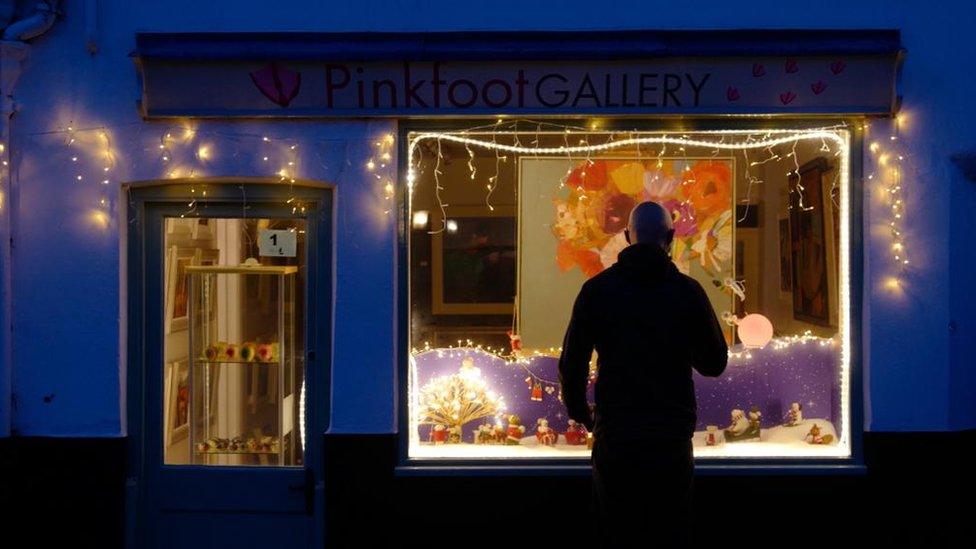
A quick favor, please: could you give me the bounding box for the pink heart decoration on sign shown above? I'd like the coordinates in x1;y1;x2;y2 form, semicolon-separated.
780;91;797;105
752;63;766;77
830;60;846;75
726;86;741;101
785;59;799;73
250;62;302;108
811;81;828;95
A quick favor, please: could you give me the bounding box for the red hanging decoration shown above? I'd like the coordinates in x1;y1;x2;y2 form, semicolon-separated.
508;331;522;352
531;382;543;402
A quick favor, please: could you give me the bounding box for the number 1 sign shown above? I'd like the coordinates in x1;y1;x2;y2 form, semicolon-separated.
258;228;297;257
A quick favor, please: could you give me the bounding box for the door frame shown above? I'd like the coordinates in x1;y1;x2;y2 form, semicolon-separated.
123;179;334;547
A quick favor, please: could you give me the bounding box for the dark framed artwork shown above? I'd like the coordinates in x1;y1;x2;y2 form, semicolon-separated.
779;218;793;293
788;157;832;326
431;205;517;315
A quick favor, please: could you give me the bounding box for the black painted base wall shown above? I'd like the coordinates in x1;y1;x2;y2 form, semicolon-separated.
2;432;971;548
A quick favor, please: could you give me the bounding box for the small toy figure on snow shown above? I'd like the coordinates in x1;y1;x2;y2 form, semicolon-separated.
805;424;834;445
448;425;462;444
475;424;494;445
723;408;761;442
430;424;448;444
748;406;762;430
564;419;589;445
505;415;526;445
491;422;507;444
784;402;803;427
705;425;721;446
535;418;558;446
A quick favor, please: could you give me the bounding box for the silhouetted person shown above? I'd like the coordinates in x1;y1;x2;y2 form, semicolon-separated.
558;201;728;548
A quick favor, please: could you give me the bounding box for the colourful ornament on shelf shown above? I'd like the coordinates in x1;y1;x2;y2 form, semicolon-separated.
256;342;279;362
224;344;238;361
240;342;257;362
737;313;774;348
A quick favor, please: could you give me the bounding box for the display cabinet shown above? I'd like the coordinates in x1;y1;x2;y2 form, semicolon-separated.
186;264;300;467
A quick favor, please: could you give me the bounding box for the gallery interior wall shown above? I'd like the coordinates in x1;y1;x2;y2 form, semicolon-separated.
2;0;973;437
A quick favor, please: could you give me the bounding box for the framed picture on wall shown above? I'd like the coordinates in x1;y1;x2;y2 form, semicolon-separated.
431;205;517;315
779;218;792;293
788;157;832;326
165;246;196;334
167;359;189;443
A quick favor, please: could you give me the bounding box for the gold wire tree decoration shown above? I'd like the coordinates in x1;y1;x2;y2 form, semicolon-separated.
419;357;506;432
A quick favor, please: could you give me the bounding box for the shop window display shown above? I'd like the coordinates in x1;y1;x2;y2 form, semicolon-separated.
407;125;853;460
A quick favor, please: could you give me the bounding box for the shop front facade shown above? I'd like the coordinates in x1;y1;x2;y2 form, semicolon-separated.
1;2;974;548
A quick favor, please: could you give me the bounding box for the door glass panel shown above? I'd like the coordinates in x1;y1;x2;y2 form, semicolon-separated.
162;217;306;467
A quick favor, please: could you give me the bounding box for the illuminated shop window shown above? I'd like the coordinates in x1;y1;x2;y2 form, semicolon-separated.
407;125;853;460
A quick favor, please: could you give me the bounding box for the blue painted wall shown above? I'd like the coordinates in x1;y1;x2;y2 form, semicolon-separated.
3;0;974;436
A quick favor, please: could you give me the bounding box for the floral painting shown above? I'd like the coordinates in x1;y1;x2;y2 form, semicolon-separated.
552;158;734;285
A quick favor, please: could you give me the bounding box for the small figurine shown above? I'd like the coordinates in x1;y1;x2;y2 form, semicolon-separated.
507;331;522;353
564;419;589;445
505;415;525;445
806;424;834;445
430;424;448;444
475;424;494;444
705;425;721;446
448;425;462;444
240;342;257;362
723;408;760;442
535;418;558;446
748;406;762;429
491;422;507;444
784;402;803;427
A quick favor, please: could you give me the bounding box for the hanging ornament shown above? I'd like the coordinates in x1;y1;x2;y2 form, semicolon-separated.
544;386;556;395
507;331;522;352
531;382;543;402
730;313;775;349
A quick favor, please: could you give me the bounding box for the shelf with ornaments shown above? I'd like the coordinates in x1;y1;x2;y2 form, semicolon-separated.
186;261;300;467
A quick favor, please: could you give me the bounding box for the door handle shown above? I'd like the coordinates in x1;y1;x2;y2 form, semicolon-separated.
288;467;315;516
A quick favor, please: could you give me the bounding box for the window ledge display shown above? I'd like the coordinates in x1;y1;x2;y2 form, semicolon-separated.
409;337;849;460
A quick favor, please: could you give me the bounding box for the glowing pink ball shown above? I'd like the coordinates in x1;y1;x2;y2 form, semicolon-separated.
738;313;774;348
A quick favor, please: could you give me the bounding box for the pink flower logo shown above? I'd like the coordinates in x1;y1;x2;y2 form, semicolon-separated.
830;60;847;75
785;59;799;74
250;62;302;108
810;81;828;95
726;86;741;101
779;91;797;105
752;63;766;77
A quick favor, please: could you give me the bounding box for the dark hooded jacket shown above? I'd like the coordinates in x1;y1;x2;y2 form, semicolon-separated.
558;242;728;441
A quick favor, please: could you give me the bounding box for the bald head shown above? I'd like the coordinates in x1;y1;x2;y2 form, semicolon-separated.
626;201;674;251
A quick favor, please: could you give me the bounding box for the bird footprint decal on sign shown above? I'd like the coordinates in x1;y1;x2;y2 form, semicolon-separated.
250;62;302;108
